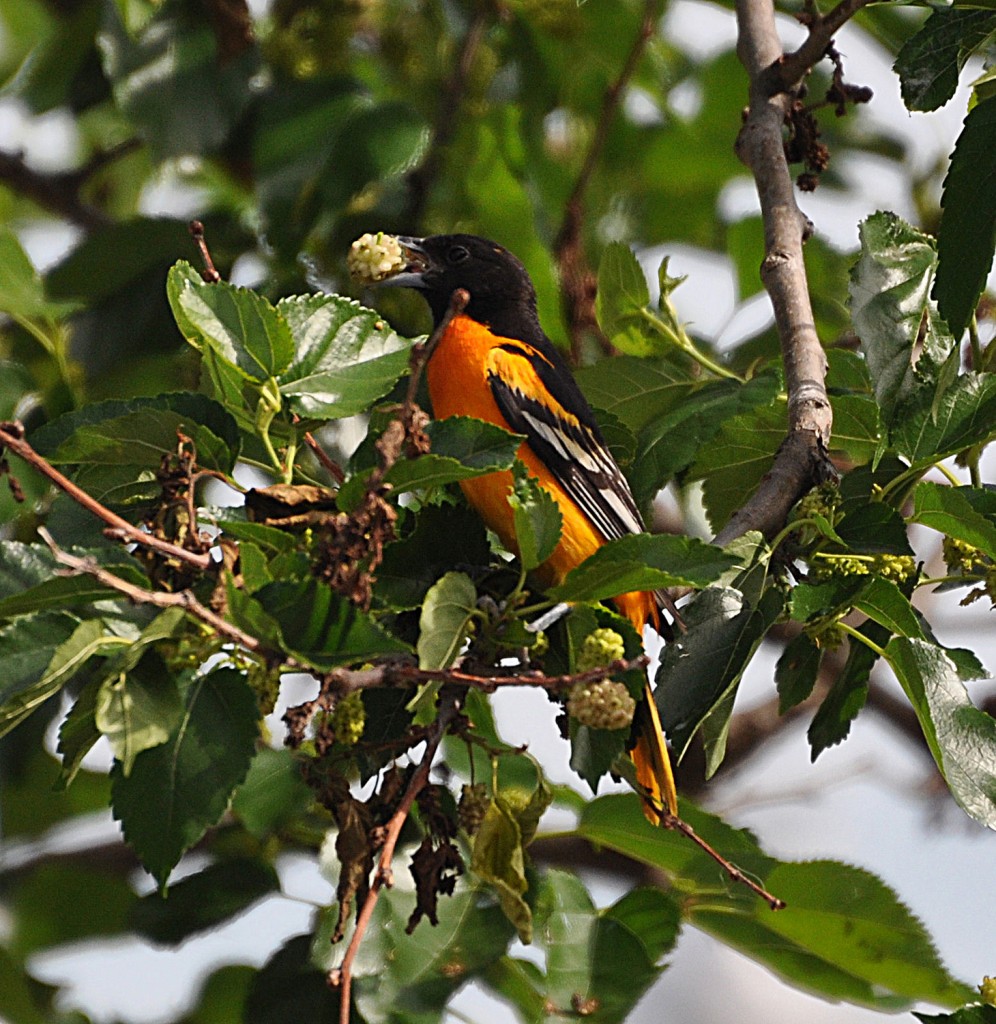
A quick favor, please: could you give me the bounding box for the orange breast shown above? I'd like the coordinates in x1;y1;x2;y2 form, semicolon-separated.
425;314;655;628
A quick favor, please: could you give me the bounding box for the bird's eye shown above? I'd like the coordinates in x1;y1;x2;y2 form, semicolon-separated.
447;245;470;265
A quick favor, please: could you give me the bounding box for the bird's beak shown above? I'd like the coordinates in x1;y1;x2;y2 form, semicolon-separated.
378;235;432;288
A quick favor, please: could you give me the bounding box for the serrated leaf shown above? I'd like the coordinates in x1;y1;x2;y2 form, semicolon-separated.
509;465;562;571
894;7;996;112
275;292;412;419
95;652;183;776
168;262;294;382
853;577;924;639
0;615;105;739
596;242;665;356
836;501;914;555
111;667;259;889
0;542;149;621
231;747;313;838
130;858;279;945
576;355;693;434
912;481;996;556
417;571;477;670
849;212;955;426
575;797;972;1010
828;393;881;463
633;374;781;507
775;632;823;713
892;372;996;466
384;416;522;493
56;678;102;790
548;533;737;604
656;586;783;764
934;94;996;337
30;392;240;504
250;578;409;669
534;870;676;1023
686;399;787;533
885;637;996;829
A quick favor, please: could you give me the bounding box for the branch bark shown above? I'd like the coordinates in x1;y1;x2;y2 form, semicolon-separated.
717;0;840;546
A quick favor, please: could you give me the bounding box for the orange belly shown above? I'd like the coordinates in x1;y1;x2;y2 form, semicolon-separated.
425;314;654;628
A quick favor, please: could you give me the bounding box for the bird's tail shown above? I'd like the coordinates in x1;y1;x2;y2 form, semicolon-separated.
632;684;678;822
613;589;679;822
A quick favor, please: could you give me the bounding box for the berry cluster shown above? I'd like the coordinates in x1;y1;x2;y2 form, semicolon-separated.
331;691;366;745
809;552;917;584
347;232;405;284
457;783;490;836
576;627;626;671
567;679;636;732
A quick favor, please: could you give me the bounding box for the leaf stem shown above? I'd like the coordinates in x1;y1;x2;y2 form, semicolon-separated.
837;621;887;659
638;308;742;381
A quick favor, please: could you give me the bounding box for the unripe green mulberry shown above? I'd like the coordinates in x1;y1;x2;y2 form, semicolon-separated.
531;630;549;657
457;783;490;835
567;680;636;731
331;691;366;745
943;536;985;575
873;554;918;584
980;976;996;1006
577;627;626;672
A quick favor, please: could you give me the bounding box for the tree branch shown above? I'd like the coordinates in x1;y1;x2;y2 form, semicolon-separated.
777;0;876;89
329;693;462;1023
0;421;213;571
0;140;141;231
718;0;839;545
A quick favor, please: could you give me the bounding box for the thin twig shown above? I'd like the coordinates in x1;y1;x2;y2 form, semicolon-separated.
777;0;875;89
189;220;222;283
555;0;663;360
301;429;346;485
329;694;462;1022
0;422;213;571
37;528;264;654
651;803;787;910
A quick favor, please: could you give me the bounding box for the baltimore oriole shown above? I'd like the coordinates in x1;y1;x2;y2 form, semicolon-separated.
366;232;677;821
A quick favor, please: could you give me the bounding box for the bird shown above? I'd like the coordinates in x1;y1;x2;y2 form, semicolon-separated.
362;232;677;821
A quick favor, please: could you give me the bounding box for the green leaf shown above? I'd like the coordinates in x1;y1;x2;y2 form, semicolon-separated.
576;355;693;434
168;262;294;383
383;416;522;493
633;374;781;507
351;888;516;1022
0;543;149;621
548;533;738;604
687;399;788;532
0;615;106;739
885;637;996;829
533;870;676;1023
231;747;313;838
10;862;136;957
835;501;914;555
0;228;77;321
417;571;477;670
655;586;784;765
849;212;955;426
892;373;996;466
853;577;924;639
575;796;972;1010
130;858;280;945
276;292;413;420
249;578;409;669
509;464;562;571
95;652;183;776
111;667;259;889
56;677;102;790
245;934;338;1024
828;393;881;464
775;632;823;714
894;8;996;112
31;392;240;504
376;504;490;610
934;94;996;337
596;242;665;356
470;795;533;942
912;482;996;556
